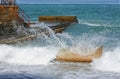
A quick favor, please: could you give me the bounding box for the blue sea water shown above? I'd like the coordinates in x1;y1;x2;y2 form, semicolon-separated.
18;4;120;47
0;4;120;79
21;5;119;37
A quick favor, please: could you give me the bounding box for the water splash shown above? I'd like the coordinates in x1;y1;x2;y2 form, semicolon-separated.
31;22;66;47
91;47;120;73
0;21;119;66
0;45;59;65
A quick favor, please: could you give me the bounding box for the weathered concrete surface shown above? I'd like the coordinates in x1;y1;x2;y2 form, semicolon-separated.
0;5;19;27
39;16;78;23
0;4;30;32
56;47;103;62
0;15;79;44
0;34;40;44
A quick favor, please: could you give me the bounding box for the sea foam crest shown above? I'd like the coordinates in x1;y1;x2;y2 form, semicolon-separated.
0;45;59;65
91;47;120;72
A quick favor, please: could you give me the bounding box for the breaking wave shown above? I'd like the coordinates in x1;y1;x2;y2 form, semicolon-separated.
78;19;113;27
91;47;120;73
0;45;59;65
0;22;119;72
0;31;108;66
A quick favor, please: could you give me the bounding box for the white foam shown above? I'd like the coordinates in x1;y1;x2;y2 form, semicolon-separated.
91;47;120;73
82;22;101;26
78;19;101;26
0;32;104;66
0;45;59;65
0;22;114;67
78;19;112;27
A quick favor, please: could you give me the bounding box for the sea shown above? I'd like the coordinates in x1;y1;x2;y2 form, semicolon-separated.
0;4;120;79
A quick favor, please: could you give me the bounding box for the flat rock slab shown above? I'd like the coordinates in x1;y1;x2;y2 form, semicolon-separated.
56;47;103;62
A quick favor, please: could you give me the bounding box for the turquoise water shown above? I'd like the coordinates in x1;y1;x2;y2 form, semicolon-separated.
20;4;120;35
19;4;120;48
0;4;120;79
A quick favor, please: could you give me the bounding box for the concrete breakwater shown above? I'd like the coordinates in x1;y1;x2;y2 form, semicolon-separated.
0;0;78;44
0;16;78;44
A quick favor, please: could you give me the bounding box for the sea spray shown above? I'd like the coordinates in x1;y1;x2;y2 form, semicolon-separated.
0;45;59;65
91;47;120;72
31;22;66;48
0;21;118;66
41;23;65;47
0;23;67;65
0;27;105;66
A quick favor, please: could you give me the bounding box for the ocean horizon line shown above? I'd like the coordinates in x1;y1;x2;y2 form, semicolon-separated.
17;3;119;5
